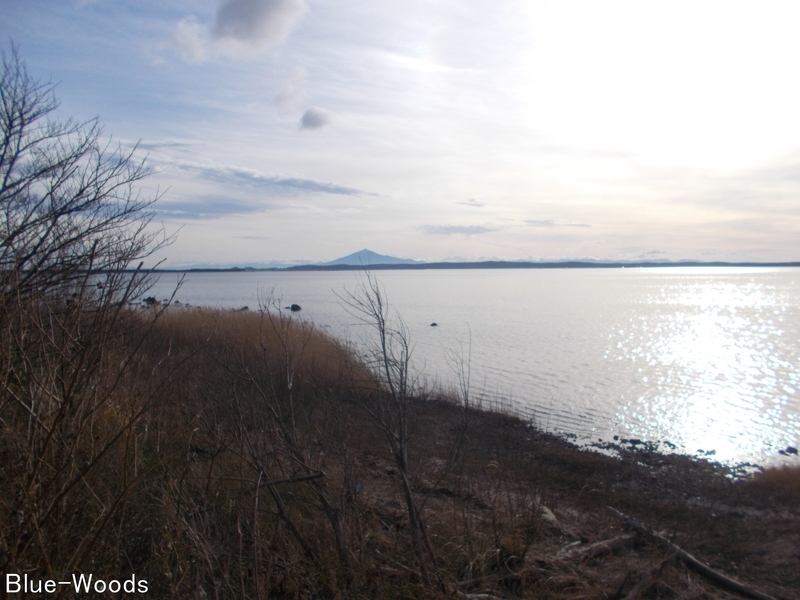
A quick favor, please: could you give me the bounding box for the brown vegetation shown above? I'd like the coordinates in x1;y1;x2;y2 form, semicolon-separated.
746;465;800;505
2;301;798;599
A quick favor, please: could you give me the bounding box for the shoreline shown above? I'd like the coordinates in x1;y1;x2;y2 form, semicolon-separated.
146;302;800;470
4;304;797;598
358;391;800;598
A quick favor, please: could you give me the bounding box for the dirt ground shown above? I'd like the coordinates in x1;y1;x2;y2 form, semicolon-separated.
355;398;800;599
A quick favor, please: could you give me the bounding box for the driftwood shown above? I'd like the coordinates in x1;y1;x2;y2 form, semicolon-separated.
622;548;680;600
608;507;776;600
455;593;506;600
555;533;637;561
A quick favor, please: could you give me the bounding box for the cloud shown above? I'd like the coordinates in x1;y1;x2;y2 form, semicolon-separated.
422;225;499;237
456;198;486;207
174;17;208;64
299;107;331;130
156;196;272;219
274;67;307;110
524;219;591;228
634;250;669;260
212;0;306;45
135;139;199;151
174;0;306;63
176;162;364;195
671;153;800;214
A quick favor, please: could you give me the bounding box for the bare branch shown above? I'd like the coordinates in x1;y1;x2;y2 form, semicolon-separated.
0;44;169;303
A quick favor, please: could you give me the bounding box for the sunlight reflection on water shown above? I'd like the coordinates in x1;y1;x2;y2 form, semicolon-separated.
609;277;798;463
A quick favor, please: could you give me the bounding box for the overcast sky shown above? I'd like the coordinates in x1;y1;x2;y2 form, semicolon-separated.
3;1;800;266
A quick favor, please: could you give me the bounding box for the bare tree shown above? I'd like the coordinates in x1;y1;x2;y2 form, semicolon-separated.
0;43;167;303
339;273;435;581
0;44;173;583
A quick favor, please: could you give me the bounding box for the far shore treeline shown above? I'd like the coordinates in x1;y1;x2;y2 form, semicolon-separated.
147;260;800;273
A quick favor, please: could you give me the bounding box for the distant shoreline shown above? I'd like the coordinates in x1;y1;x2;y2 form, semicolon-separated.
149;260;800;273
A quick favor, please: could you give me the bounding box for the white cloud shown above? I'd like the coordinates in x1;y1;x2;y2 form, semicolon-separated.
166;160;363;196
456;199;487;207
274;67;307;110
422;225;499;237
174;17;208;64
299;106;330;130
524;220;591;228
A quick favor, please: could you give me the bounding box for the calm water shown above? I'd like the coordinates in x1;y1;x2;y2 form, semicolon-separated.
148;268;800;465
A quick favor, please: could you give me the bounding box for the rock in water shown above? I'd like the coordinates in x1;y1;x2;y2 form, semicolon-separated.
290;304;301;312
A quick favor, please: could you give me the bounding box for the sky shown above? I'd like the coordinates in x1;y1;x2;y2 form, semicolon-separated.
2;1;800;267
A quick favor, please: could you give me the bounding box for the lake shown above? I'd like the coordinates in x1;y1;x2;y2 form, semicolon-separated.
147;267;800;466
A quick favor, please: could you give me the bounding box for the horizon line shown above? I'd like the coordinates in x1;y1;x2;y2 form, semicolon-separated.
146;259;800;273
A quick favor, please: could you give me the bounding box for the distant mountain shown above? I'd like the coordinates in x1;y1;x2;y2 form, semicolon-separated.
324;249;419;266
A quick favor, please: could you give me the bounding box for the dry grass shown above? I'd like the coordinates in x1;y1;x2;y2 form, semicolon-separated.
1;304;797;599
743;465;800;504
